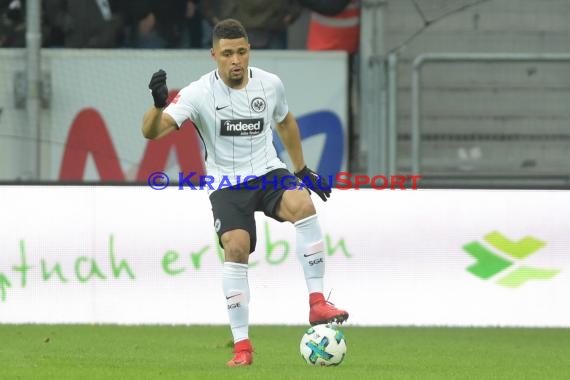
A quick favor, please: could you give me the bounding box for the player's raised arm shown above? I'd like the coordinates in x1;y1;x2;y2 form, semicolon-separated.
142;69;178;140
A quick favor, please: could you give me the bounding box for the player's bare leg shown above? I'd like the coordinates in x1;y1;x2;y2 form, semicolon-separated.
276;188;349;325
222;229;254;366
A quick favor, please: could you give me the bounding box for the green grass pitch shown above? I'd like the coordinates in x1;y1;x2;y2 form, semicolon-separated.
1;325;569;380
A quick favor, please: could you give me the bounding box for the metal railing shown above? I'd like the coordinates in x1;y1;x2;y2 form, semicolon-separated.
410;53;570;177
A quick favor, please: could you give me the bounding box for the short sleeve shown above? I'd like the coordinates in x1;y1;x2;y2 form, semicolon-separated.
273;76;289;124
163;83;201;128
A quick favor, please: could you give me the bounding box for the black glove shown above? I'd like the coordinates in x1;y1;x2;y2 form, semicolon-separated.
294;166;331;202
148;69;168;108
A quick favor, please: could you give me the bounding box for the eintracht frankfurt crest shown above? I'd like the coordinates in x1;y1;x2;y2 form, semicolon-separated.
250;97;266;113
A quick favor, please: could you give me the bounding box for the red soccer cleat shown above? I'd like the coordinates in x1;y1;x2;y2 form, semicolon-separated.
309;292;349;326
226;339;253;367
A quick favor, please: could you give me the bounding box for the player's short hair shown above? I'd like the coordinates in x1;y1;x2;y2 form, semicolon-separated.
213;19;248;44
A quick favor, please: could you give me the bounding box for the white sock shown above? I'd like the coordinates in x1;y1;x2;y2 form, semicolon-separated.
294;215;325;294
223;262;250;343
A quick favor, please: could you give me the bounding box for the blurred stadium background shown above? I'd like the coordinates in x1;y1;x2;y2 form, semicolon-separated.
1;0;570;378
2;0;570;187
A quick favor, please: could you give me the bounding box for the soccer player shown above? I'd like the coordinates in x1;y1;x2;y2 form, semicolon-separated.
142;18;349;367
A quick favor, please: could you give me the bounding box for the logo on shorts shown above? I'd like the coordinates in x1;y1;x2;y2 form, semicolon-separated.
220;119;264;136
251;97;266;113
214;218;221;232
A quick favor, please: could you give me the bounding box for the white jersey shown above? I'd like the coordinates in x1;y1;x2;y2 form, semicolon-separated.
164;66;288;190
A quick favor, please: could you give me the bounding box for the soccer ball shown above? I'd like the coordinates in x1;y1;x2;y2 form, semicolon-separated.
300;324;347;366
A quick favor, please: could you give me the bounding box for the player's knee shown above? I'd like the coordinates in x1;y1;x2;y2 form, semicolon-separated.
293;198;316;222
220;230;251;263
221;235;250;264
223;244;249;264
